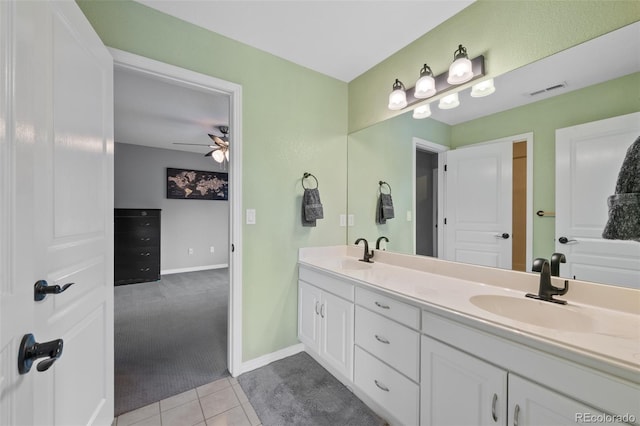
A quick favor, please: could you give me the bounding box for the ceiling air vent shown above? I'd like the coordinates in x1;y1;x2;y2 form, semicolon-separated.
529;82;567;96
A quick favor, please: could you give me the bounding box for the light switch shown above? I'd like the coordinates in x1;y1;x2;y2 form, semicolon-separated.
406;210;412;221
348;214;354;227
339;214;347;227
246;209;256;224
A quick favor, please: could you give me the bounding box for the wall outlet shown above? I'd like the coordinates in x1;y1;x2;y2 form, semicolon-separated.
210;246;215;253
188;248;194;255
246;209;256;225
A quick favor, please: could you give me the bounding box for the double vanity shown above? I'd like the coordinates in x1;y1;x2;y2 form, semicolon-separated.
297;245;639;425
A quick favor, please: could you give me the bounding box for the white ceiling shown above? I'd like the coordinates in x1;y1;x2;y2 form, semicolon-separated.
136;0;475;83
114;10;638;154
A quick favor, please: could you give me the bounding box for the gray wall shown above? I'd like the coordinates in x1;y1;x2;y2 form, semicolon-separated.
115;143;229;272
416;150;438;257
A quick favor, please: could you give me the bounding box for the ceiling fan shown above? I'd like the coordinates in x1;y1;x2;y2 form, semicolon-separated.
174;125;230;164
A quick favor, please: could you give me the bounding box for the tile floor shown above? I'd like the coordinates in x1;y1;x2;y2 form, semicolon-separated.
114;377;261;426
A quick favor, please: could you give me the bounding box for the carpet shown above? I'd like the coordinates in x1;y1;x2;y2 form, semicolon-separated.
238;352;387;426
114;269;229;415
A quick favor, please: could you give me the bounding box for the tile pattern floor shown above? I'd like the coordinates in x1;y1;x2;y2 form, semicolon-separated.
115;377;261;426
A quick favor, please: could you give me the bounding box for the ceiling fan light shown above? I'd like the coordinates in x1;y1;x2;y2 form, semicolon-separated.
388;78;407;110
412;104;432;119
414;64;436;99
438;92;460;110
212;149;225;163
470;78;496;97
447;44;473;85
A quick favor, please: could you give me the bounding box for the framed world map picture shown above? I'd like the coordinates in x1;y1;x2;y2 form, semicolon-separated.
166;168;228;200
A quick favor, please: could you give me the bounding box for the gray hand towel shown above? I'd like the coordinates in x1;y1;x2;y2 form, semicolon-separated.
376;193;395;224
302;188;324;227
603;136;640;241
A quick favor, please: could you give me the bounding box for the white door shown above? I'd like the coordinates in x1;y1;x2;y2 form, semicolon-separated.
444;142;513;269
556;112;640;288
509;375;607;425
319;291;353;380
297;281;321;352
0;1;114;425
421;336;507;426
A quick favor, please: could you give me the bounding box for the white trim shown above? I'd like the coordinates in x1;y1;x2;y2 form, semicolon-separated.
237;343;305;375
412;137;449;257
453;132;534;271
161;264;229;275
108;48;244;376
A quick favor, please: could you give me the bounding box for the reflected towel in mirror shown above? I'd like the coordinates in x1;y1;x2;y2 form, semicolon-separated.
376;193;395;224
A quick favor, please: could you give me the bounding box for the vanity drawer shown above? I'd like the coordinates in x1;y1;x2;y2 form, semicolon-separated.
354;346;419;426
299;266;354;302
355;286;420;329
355;306;420;381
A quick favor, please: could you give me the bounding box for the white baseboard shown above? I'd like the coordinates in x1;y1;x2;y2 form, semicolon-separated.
237;343;304;376
161;264;229;275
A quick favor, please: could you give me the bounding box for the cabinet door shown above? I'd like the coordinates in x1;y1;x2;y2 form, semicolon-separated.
320;290;354;380
298;281;321;352
421;336;507;426
509;375;610;425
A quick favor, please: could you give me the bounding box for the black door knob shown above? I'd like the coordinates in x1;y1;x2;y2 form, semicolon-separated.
558;236;577;244
18;334;64;374
34;280;73;301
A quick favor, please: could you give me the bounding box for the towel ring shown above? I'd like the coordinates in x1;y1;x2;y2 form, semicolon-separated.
379;181;392;195
302;172;319;189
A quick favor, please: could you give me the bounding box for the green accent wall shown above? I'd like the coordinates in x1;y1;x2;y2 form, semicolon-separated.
451;72;640;259
77;0;348;361
348;0;640;133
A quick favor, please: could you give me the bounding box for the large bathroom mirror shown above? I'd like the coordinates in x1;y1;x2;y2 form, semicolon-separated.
347;22;640;288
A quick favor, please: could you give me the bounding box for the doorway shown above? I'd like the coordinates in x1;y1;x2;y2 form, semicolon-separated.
110;48;243;414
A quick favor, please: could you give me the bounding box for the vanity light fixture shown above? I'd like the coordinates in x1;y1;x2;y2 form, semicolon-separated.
447;44;474;85
414;64;436;99
388;79;408;110
470;78;496;97
412;104;432;119
438;93;460;110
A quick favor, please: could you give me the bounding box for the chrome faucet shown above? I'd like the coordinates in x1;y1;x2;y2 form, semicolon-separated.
375;236;389;250
527;257;569;304
355;238;374;263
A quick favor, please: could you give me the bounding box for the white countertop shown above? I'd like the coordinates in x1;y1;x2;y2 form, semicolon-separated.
298;245;640;381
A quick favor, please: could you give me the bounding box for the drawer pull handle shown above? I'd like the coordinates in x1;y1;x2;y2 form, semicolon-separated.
374;301;390;309
513;404;520;426
140;268;150;272
140;237;151;241
374;334;390;344
320;303;325;318
374;380;389;392
492;393;498;422
140;252;150;256
315;301;320;315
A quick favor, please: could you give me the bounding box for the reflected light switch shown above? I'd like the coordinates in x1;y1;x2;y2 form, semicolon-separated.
348;214;354;227
246;209;256;224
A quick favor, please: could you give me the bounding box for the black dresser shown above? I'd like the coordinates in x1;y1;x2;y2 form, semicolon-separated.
114;209;161;286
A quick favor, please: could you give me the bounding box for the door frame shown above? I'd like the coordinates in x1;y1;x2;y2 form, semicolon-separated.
109;48;244;376
448;133;534;271
412;137;449;257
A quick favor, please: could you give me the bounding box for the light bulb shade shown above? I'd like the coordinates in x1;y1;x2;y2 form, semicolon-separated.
224;149;229;161
414;64;436;99
438;93;460;110
212;149;225;163
387;78;407;110
470;78;496;97
447;44;473;84
412;104;432;119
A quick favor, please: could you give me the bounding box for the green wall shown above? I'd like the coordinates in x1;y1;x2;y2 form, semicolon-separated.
349;0;639;133
77;0;348;361
452;72;640;259
347;113;449;252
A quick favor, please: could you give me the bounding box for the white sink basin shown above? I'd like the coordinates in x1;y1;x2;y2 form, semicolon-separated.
470;294;595;333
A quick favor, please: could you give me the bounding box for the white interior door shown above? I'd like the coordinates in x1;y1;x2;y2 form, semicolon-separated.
0;1;114;425
556;112;640;289
444;142;513;269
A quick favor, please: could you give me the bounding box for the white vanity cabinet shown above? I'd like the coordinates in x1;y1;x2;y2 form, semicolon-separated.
298;266;354;381
353;287;421;426
421;335;507;426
